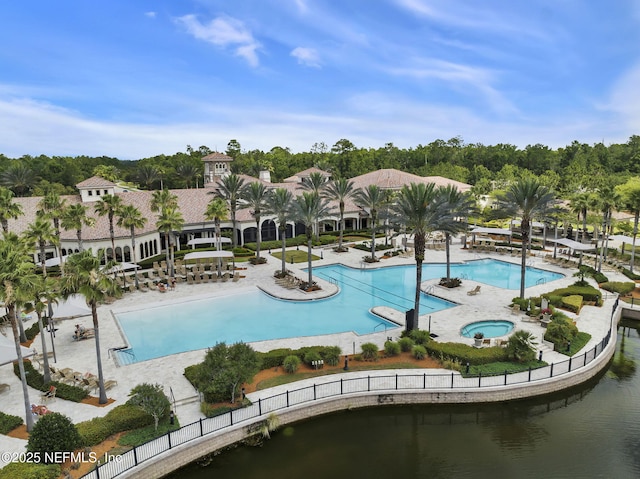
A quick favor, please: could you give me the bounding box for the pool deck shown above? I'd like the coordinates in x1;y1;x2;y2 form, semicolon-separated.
0;241;626;464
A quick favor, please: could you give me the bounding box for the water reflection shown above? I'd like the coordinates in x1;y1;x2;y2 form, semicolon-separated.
169;325;640;479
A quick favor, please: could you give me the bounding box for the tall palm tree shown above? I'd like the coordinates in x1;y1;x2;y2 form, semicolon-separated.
116;205;147;289
616;178;640;273
302;172;328;240
24;214;58;278
217;173;245;249
436;185;476;280
392;183;448;330
150;189;180;274
176;163;200;188
156;209;184;278
496;178;555;299
60;250;121;404
61;203;95;252
94;194;123;262
0;186;24;233
291;192;331;287
204;197;229;277
241;182;269;262
323;178;355;252
596;184;621;272
353;184;387;261
28;275;58;384
37;192;67;273
0;237;39;431
265;188;295;275
569;192;591;243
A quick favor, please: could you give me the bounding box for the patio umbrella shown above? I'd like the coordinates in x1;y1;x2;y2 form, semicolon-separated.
0;334;34;366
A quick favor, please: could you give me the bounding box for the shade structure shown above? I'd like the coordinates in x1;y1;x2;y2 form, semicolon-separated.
549;238;596;251
470;227;512;236
609;234;636;243
50;294;91;319
0;334;34;366
183;251;234;261
105;262;140;274
44;255;70;268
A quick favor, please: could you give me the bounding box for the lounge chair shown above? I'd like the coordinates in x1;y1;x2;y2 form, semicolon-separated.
467;285;481;296
104;379;118;390
511;304;521;315
0;383;10;394
41;385;57;402
233;273;240;282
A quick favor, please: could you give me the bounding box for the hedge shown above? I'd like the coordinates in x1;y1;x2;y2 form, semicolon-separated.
548;285;602;303
424;341;509;365
0;411;23;434
0;463;61;479
600;281;636;296
13;361;88;402
561;295;583;314
622;268;640;281
76;404;154;446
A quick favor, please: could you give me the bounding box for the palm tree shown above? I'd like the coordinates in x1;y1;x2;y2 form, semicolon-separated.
217;173;245;248
37;192;67;273
302;172;328;240
24;214;58;277
137;164;162;190
353;184;387;261
28;275;58;384
436;185;476;280
241;182;269;262
60;250;121;404
0;186;24;233
616;178;640;272
94;194;123;262
0;237;39;431
323;178;355;252
150;189;180;275
265;188;295;275
176;163;200;188
204;197;229;277
156;209;184;278
0;162;37;196
392;183;448;330
596;184;621;272
496;178;555;299
569;192;591;243
116;205;147;289
291;192;331;287
61;203;95;252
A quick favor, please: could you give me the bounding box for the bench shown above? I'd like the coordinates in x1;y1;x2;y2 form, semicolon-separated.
311;359;324;369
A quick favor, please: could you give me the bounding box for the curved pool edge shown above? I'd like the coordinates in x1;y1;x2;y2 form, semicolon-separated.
114;308;623;479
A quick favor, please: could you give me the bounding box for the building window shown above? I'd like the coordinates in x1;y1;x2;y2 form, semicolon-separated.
104;190;109;195
96;190;101;196
88;190;93;196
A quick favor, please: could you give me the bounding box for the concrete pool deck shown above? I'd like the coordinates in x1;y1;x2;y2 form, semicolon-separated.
0;241;626;464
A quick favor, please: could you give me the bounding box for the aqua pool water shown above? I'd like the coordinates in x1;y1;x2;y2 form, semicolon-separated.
115;259;562;363
460;320;515;338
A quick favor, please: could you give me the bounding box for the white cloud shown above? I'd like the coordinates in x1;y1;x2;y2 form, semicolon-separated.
291;47;321;68
144;11;156;19
607;64;640;132
175;14;262;67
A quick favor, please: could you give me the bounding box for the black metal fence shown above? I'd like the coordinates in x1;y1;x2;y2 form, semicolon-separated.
81;325;614;479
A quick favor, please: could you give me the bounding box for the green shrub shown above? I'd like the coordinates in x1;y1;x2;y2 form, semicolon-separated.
398;337;415;352
408;329;431;345
320;346;341;366
425;341;509;365
183;364;202;388
283;355;301;374
549;285;601;303
0;462;61;479
622;268;640;280
0;411;23;434
303;350;322;365
561;295;583;313
25;321;41;341
384;341;401;356
76;417;114;447
13;361;88;402
505;331;537;363
27;413;82;462
360;343;379;361
600;281;636;295
77;404;154;446
592;272;608;283
544;316;578;349
200;402;235;418
257;348;294;369
412;345;427;360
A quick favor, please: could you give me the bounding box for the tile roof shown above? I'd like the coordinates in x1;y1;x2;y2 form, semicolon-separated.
201;152;233;162
75;176;117;188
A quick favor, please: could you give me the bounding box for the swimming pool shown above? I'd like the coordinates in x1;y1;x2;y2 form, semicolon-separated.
460;320;515;338
114;259;561;363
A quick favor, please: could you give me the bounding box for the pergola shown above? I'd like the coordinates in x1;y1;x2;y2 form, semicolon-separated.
186;237;232;249
183;250;235;275
469;227;512;246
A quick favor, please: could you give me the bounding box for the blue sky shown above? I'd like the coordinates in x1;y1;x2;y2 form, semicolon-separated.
1;0;639;160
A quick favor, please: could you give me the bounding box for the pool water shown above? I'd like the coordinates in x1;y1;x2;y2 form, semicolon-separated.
115;260;561;363
461;320;515;338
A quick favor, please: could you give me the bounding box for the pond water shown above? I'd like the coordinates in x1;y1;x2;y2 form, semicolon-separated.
168;321;640;479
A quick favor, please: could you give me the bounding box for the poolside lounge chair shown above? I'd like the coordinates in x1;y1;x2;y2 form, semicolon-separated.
0;383;10;394
467;285;481;296
40;385;57;402
233;273;240;282
104;379;118;391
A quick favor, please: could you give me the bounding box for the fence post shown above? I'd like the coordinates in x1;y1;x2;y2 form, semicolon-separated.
478;372;482;388
133;446;138;466
569;357;572;371
423;373;426;389
258;398;262;416
504;370;508;385
96;463;101;479
528;366;531;382
550;363;554;377
230;410;233;426
199;418;203;436
313;384;316;400
451;372;454;388
340;378;343;394
368;376;370;392
286;390;289;407
168;431;172;449
395;374;398;390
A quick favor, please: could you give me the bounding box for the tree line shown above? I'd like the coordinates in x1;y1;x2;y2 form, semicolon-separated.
1;136;639;197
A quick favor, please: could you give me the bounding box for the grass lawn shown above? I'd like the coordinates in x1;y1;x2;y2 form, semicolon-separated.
271;250;320;263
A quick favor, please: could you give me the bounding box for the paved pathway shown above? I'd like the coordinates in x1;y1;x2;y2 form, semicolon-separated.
0;239;625;465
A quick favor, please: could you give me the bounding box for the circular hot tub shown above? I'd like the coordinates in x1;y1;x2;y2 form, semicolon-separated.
460;320;515;339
